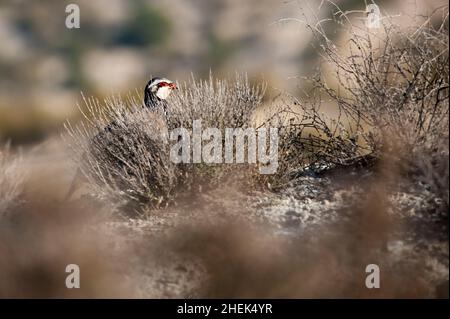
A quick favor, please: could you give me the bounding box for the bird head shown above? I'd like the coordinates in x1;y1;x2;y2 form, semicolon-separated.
145;77;177;101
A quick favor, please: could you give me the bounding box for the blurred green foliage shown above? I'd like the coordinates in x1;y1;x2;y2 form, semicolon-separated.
206;33;237;71
116;2;171;47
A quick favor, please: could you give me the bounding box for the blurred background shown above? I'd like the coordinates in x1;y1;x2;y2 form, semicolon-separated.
0;0;446;144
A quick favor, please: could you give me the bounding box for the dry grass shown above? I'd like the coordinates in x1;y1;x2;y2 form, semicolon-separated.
64;94;177;207
255;92;376;189
165;73;266;130
265;4;449;204
64;74;267;207
165;73;267;191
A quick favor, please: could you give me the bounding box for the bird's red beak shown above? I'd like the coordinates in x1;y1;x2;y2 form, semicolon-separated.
169;83;177;90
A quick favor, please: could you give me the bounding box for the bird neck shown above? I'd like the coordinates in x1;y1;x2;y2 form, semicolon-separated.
144;91;169;115
144;90;160;108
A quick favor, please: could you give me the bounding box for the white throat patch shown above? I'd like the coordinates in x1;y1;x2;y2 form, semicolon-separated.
156;86;172;100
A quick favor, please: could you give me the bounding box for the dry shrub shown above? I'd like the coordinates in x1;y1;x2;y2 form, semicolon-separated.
269;4;449;203
65;71;374;206
165;73;267;190
256;92;376;189
166;73;266;130
0;144;23;216
65;94;177;207
64;74;267;206
327;5;447;207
